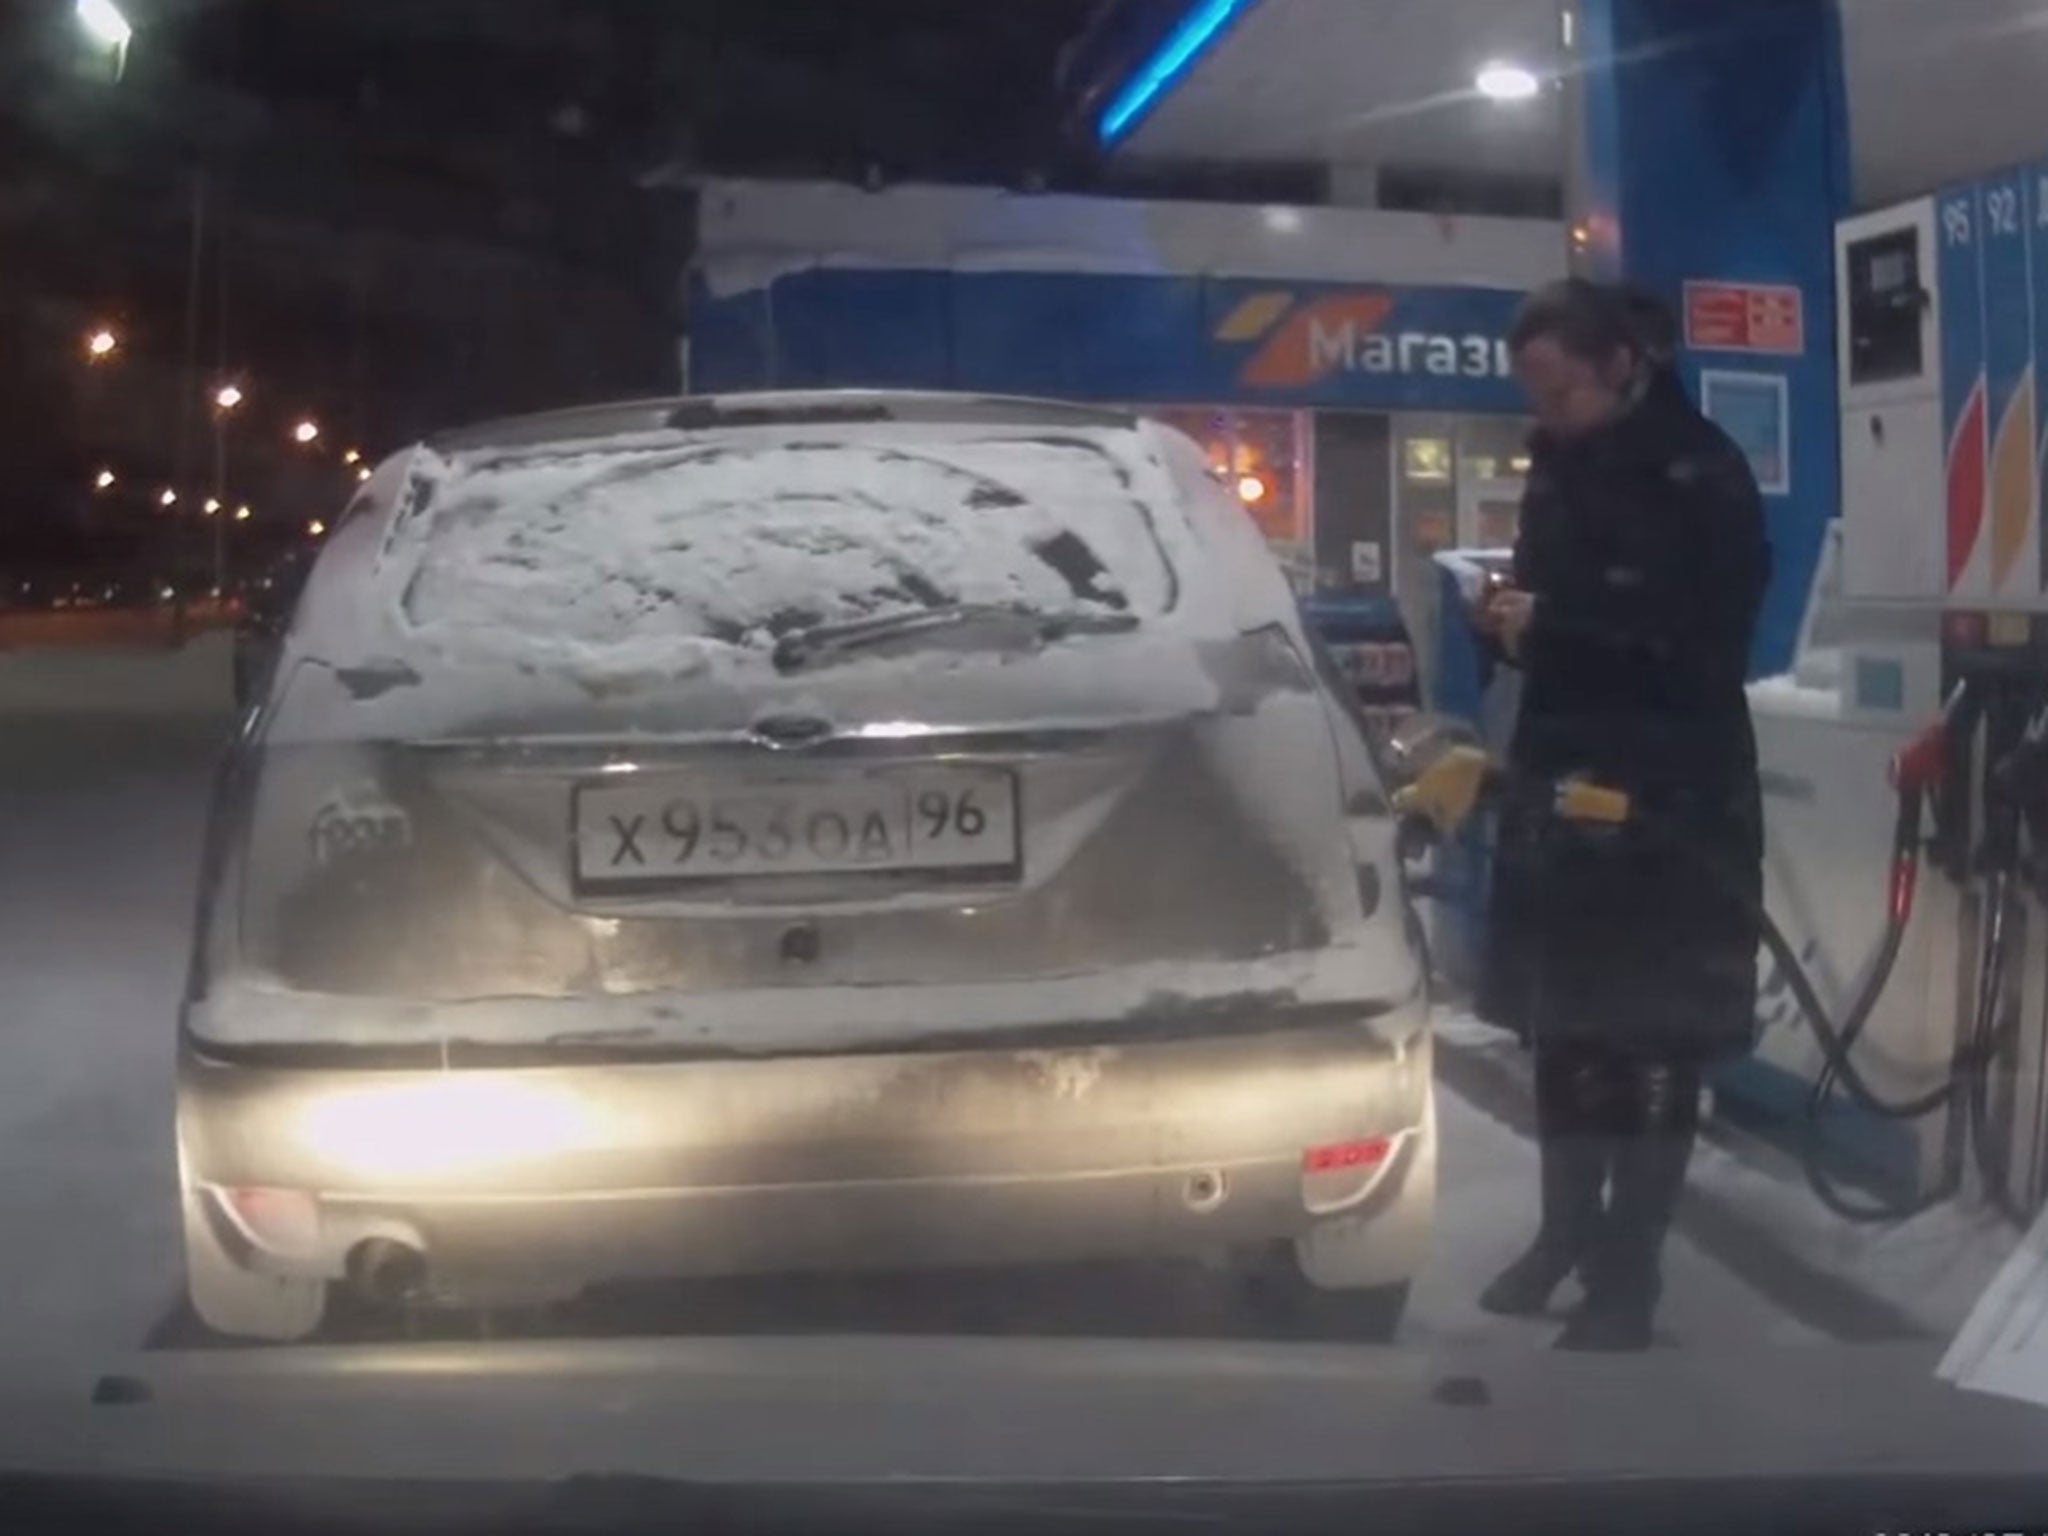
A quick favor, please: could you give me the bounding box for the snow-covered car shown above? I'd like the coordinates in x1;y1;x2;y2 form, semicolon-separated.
176;391;1434;1341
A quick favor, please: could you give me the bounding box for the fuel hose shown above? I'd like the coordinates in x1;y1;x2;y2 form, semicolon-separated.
1576;784;2026;1225
1400;747;2032;1226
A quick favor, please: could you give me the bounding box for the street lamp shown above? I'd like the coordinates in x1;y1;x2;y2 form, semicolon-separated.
158;487;177;507
75;0;131;47
233;505;251;522
292;419;320;445
307;519;327;538
356;465;372;482
207;384;245;594
342;448;362;465
75;0;132;79
203;497;221;515
85;327;119;361
93;468;115;491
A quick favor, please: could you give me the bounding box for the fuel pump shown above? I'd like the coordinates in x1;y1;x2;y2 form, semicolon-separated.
1727;163;2048;1222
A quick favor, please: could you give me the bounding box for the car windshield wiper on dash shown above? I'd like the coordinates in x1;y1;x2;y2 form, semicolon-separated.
772;603;1138;674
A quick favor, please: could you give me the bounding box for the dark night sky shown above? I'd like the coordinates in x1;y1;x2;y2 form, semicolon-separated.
0;0;1108;575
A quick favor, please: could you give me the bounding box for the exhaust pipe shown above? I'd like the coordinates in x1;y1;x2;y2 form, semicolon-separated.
346;1237;428;1304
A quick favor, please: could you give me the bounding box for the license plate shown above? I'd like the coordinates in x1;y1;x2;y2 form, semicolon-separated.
574;766;1020;888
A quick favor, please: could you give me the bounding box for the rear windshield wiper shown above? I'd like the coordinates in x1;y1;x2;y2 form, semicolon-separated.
772;603;1137;674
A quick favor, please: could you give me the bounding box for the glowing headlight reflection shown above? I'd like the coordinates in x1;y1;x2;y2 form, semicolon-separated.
294;1077;614;1182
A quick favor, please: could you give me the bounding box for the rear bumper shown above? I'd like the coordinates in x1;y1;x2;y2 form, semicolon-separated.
178;1004;1431;1303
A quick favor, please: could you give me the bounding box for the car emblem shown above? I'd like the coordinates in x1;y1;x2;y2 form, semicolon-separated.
750;712;835;749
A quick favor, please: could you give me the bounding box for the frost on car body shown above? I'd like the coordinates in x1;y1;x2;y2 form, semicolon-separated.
177;393;1431;1342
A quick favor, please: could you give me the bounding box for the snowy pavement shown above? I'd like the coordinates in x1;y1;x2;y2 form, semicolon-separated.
0;714;1931;1369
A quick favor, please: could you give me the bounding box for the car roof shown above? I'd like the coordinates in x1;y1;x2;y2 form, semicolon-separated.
426;390;1140;454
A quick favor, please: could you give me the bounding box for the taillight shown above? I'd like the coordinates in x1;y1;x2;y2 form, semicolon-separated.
1301;1133;1398;1215
210;1185;322;1261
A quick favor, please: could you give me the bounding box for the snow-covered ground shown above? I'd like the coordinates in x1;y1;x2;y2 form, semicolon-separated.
1410;1073;1823;1350
1435;1010;2021;1339
0;719;209;1369
0;707;1833;1367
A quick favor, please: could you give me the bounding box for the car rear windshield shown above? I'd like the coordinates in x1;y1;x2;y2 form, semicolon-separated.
397;428;1176;668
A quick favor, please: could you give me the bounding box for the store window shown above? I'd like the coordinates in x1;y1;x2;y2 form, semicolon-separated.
1392;412;1533;698
1152;406;1314;588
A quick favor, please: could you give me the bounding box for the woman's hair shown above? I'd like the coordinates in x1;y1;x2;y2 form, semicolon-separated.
1508;278;1647;364
1618;284;1678;368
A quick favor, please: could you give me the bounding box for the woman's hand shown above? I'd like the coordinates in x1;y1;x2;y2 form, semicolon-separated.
1489;589;1537;660
1470;573;1508;637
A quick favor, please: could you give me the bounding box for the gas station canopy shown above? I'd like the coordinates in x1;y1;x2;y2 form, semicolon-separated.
1100;0;1564;187
1088;0;2048;213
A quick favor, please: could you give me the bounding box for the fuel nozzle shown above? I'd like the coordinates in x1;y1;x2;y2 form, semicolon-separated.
1390;744;1496;841
1389;743;1633;840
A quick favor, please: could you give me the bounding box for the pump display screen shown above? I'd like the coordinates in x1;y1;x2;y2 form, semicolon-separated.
1869;249;1909;294
1847;227;1925;385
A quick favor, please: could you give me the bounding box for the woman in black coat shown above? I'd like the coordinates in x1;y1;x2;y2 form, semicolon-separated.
1475;279;1770;1351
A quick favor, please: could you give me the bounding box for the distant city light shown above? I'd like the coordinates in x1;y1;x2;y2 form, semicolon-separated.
158;487;177;507
1475;61;1541;101
85;327;119;360
93;468;115;490
342;447;361;464
234;505;252;521
75;0;132;49
202;497;221;516
213;382;244;411
292;419;320;444
307;519;327;537
1236;474;1268;505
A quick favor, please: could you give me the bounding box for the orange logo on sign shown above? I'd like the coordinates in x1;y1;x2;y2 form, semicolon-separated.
1238;292;1398;387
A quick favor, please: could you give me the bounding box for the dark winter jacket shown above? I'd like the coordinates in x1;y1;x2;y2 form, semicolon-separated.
1478;369;1771;1060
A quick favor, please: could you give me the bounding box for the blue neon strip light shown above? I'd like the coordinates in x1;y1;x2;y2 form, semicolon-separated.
1097;0;1259;145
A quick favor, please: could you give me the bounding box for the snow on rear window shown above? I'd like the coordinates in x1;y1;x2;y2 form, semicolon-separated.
397;433;1173;673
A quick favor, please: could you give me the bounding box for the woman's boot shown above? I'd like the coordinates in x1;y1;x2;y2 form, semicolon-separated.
1481;1045;1611;1316
1555;1058;1699;1351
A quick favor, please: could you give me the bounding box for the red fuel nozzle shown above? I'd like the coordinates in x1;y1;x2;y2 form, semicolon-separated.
1889;717;1950;796
1890;681;1969;795
1882;689;1961;928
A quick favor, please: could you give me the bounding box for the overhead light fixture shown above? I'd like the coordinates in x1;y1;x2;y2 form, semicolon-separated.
213;382;244;411
292;419;320;444
93;468;115;490
234;505;252;522
158;487;177;507
1099;0;1257;144
1475;61;1541;102
1237;474;1268;505
75;0;132;49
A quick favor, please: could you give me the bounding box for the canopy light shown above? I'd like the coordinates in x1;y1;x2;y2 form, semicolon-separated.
1099;0;1257;143
1475;61;1541;102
